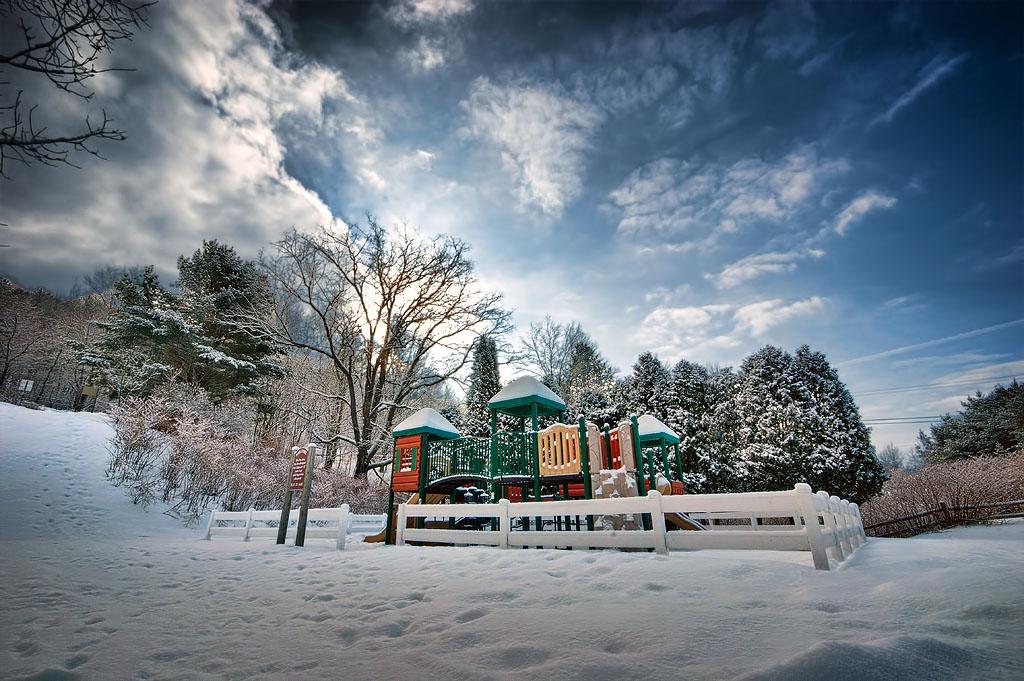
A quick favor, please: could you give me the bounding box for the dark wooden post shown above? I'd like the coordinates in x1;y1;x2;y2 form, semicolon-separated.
277;446;300;544
294;445;317;547
939;500;953;526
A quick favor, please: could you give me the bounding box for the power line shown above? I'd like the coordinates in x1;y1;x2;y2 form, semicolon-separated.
853;374;1019;397
865;421;938;426
863;416;942;422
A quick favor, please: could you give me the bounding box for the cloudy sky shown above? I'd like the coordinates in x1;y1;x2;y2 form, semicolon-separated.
2;0;1021;452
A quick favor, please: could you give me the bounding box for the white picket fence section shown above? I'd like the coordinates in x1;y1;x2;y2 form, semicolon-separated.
397;483;865;571
203;506;386;550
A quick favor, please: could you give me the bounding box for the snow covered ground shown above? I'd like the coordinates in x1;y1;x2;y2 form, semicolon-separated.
1;403;1022;681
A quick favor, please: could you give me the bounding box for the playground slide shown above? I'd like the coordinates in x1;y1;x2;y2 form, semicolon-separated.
363;493;447;543
665;512;705;531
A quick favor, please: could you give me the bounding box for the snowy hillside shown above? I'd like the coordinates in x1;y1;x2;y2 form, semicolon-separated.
1;402;1022;681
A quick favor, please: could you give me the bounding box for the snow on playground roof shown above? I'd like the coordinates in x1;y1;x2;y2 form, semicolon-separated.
636;414;681;445
393;408;460;439
488;376;566;417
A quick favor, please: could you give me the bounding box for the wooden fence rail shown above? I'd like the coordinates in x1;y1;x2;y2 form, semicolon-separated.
396;484;865;571
864;499;1024;537
203;506;386;549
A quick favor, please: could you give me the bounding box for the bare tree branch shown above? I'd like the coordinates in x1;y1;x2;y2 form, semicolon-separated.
257;220;512;478
0;0;152;177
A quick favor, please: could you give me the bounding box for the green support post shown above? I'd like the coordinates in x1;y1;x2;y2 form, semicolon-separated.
578;416;595;532
531;403;542;534
416;437;429;530
631;416;647;498
674;443;684;484
384;487;396;545
490;409;499;502
630;415;651;531
647;446;658;496
660;442;671;486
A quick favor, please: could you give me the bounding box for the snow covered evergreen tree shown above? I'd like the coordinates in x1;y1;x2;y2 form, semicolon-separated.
83;266;184;398
175;241;283;399
562;337;616;421
733;346;807;493
623;351;670;420
703;366;741;492
664;359;713;491
790;345;886;503
83;243;283;401
463;335;501;436
917;380;1024;462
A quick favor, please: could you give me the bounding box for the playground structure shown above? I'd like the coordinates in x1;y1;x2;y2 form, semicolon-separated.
377;377;693;544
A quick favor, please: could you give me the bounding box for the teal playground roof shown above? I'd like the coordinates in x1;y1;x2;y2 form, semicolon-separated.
636;414;681;445
393;408;461;440
488;376;566;418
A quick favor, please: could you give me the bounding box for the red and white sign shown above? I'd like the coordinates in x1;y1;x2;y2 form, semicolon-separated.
289;448;309;491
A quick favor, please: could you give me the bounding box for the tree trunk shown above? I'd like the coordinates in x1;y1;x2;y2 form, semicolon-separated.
353;444;372;479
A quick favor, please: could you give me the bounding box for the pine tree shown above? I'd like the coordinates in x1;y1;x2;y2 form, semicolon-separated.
791;345;886;503
624;351;670;419
733;346;807;493
917;380;1024;462
83;266;189;398
703;366;741;492
664;359;712;491
83;243;283;401
176;241;283;398
563;338;616;421
463;335;501;436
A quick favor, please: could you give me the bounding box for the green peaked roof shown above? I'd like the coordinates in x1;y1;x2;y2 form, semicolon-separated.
488;376;566;417
393;408;460;439
636;414;681;445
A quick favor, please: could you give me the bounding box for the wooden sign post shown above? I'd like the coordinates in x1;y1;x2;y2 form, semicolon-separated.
277;445;312;545
294;444;317;547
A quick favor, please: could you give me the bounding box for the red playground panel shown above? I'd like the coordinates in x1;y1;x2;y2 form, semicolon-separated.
392;435;422;492
643;479;686;495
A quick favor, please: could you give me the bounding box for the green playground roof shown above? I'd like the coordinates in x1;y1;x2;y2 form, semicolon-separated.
636;414;681;445
393;408;461;439
488;376;566;418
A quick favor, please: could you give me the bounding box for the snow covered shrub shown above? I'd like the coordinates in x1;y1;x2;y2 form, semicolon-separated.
313;474;389;515
861;454;1024;537
107;393;172;506
107;383;388;524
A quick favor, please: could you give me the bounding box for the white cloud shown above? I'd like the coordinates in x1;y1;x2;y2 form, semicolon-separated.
388;0;473;25
871;53;969;127
708;249;824;288
630;304;738;359
1;0;348;286
734;296;828;336
460;77;604;216
833;192;897;236
402;36;447;71
609;146;848;250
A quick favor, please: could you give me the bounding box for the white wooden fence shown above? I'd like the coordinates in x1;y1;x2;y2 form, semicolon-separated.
203;506;386;550
397;483;865;571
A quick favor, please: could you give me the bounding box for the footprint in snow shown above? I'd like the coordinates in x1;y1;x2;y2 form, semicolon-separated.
64;654;89;670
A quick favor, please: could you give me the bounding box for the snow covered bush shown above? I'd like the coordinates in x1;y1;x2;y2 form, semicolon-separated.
860;454;1024;537
107;384;388;524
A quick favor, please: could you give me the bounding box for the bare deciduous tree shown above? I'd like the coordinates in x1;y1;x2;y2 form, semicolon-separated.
259;220;512;478
0;0;152;177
